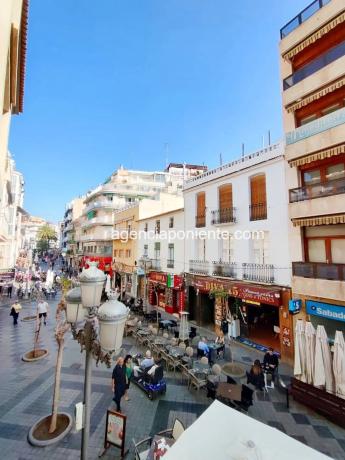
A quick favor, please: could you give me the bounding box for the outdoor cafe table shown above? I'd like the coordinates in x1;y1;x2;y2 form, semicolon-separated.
221;362;246;380
167;346;184;359
154;337;169;346
137;329;151;336
216;382;242;403
191;361;210;376
208;342;223;351
147;435;175;460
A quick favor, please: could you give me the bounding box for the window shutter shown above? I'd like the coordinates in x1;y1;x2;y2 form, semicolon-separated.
219;184;232;210
250;175;266;206
196;192;205;216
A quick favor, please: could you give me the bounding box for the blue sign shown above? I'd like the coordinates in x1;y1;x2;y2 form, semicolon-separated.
289;299;302;314
306;300;345;323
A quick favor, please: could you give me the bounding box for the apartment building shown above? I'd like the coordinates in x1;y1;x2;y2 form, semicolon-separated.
136;203;185;314
61;197;85;267
184;142;293;360
280;0;345;340
77;164;205;275
112;194;184;300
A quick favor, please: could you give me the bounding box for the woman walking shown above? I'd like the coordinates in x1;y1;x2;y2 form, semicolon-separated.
124;355;133;401
111;357;126;413
10;301;22;325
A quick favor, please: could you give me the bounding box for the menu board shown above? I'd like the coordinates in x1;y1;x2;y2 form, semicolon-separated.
102;410;127;458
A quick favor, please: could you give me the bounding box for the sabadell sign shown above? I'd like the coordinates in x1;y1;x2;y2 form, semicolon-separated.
306;300;345;323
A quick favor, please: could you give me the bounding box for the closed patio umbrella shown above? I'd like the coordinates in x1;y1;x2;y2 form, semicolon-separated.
333;330;345;399
305;322;316;385
314;325;334;393
105;274;111;295
294;320;306;382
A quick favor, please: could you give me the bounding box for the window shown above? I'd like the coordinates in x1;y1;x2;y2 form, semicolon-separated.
219;234;234;262
300;114;317;126
326;163;345;181
196;192;206;227
305;225;345;264
125;249;131;258
252;233;269;264
322;103;341;116
143;244;148;257
119;249;124;258
154;242;161;260
302;157;345;185
155;220;160;234
114;249;118;257
169;217;174;228
303;169;321;185
168;244;174;268
249;174;267;220
218;184;232;210
196;237;206;261
144;222;148;232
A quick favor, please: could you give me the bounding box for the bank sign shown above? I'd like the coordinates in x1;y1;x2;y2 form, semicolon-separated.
306;300;345;323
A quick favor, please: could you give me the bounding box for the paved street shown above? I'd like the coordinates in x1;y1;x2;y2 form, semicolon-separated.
0;296;345;459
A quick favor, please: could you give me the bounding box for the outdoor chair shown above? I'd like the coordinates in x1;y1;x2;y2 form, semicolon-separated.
167;355;181;375
200;356;209;365
178;342;186;350
163;332;169;339
158;418;186;441
189;373;207;391
132;436;152;460
179;363;191;385
160;350;170;369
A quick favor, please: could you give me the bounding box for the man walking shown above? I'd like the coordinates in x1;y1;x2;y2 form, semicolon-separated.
10;301;22;325
37;298;49;325
111;357;126;413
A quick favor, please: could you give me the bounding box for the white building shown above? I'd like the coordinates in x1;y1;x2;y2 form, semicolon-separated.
183;142;293;360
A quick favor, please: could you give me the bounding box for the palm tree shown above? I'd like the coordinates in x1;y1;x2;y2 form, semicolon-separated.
37;225;57;250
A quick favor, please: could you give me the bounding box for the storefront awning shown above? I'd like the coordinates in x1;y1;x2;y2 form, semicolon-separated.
289;144;345;168
287;78;345;113
283;11;345;61
292;214;345;227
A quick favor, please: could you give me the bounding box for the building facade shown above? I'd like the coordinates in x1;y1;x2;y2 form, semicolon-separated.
61;197;85;266
280;0;345;342
183;142;293;361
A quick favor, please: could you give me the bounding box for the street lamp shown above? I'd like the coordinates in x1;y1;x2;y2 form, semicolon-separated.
65;261;129;460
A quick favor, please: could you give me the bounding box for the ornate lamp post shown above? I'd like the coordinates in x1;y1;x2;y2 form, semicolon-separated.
65;262;129;460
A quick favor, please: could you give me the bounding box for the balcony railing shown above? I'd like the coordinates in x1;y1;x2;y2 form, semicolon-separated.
151;259;161;271
82;216;113;228
289;177;345;202
211;207;236;225
212;261;237;278
249;203;267;221
189;260;210;275
195;215;206;228
286;106;345;145
280;0;331;39
243;263;275;284
292;261;345;281
283;40;345;90
167;259;174;269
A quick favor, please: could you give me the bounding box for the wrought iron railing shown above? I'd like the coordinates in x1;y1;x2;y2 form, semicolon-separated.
211;207;236;225
195;215;206;228
212;261;237;278
242;263;275;283
292;261;345;281
189;260;209;275
151;259;161;271
249;203;267;221
167;259;174;268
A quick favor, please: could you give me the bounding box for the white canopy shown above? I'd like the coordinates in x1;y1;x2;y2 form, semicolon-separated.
305;322;316;385
333;330;345;399
294;319;306;382
164;400;331;460
314;325;334;393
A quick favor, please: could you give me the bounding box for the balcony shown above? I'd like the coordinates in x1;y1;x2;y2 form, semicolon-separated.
283;40;345;90
293;261;345;281
167;259;174;269
79;231;112;242
286;106;345;146
211;208;236;225
290;177;345;203
212;261;237;278
280;0;331;39
189;260;209;275
243;263;275;284
195;215;206;228
249;203;267;221
151;259;161;271
81;216;113;228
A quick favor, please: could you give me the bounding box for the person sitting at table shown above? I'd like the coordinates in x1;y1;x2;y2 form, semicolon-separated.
263;348;279;379
133;350;154;377
215;335;225;358
247;359;264;391
154;353;163;366
197;337;209;358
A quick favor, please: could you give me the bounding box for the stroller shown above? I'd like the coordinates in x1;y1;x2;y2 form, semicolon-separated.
132;356;167;400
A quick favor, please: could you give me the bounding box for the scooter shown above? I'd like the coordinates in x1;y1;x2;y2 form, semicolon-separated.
131;354;167;400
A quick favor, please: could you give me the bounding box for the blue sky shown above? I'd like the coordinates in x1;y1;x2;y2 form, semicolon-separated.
10;0;308;223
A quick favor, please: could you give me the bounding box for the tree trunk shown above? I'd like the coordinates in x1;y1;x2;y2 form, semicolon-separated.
49;337;64;433
33;315;41;359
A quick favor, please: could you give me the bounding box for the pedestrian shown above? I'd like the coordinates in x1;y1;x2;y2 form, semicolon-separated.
10;301;22;325
37;298;49;325
7;283;13;298
111;357;126;413
123;355;133;401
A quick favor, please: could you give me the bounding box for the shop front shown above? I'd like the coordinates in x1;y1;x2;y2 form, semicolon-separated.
186;274;293;361
148;272;185;315
82;256;112;275
148;272;167;310
305;298;345;343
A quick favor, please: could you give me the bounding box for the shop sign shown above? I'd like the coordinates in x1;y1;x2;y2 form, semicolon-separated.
193;277;226;292
0;269;15;282
149;272;167;284
167;274;183;289
306;300;345;323
229;284;281;307
289;299;302;314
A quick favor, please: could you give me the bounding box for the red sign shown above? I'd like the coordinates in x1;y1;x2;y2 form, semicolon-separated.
148;272;167;284
174;275;183;289
189;276;281;306
178;290;185;313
